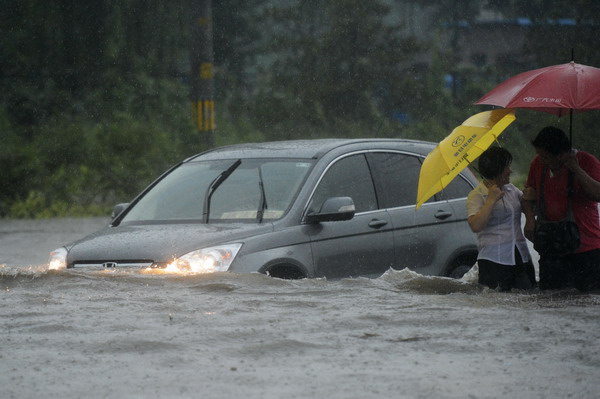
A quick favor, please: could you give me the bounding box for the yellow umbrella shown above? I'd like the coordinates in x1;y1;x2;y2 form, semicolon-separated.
416;108;516;210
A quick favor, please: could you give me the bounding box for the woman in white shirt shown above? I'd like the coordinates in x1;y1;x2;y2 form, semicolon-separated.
467;146;536;291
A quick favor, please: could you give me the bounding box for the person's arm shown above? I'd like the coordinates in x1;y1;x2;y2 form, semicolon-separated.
564;151;600;202
467;184;504;233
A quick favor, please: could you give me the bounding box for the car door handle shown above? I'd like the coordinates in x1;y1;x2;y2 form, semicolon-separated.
434;210;453;220
368;219;388;228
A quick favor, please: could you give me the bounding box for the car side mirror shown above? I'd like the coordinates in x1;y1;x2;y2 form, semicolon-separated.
305;197;355;224
111;203;129;219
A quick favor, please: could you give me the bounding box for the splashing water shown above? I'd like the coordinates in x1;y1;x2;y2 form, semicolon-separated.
1;218;599;399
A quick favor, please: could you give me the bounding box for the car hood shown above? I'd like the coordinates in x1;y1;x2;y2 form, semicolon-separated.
66;222;273;264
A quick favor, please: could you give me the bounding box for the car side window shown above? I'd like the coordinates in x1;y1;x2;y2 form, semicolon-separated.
438;174;473;200
309;154;377;213
366;152;423;208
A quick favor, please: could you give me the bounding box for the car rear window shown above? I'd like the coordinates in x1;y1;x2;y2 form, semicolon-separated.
437;174;474;201
366;152;423;208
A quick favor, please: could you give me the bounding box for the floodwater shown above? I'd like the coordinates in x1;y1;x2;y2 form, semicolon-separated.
1;218;599;399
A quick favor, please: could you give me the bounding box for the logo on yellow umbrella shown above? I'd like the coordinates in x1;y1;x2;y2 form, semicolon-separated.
452;135;465;147
453;134;477;157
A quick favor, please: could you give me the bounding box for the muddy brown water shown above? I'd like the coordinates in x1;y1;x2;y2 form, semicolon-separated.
1;218;599;398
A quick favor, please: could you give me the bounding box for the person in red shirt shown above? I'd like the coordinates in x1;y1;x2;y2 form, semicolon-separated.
524;126;600;291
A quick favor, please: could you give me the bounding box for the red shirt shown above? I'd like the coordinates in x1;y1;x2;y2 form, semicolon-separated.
527;151;600;253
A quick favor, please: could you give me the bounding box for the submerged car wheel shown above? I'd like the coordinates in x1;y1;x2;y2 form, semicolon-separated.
447;256;476;279
266;264;306;280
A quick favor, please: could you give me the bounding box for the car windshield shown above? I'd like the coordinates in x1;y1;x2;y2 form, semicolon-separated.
120;159;314;223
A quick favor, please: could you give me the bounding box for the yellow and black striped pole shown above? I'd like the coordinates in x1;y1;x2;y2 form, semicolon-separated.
193;98;216;133
191;0;215;148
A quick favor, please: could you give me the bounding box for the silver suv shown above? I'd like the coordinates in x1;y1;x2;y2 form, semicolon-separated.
48;139;478;279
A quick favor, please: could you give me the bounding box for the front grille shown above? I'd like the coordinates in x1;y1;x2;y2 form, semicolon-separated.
70;261;154;269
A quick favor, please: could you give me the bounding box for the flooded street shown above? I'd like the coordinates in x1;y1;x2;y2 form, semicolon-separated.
1;218;600;398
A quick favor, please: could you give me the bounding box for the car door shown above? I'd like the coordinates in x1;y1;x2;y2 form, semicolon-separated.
436;171;479;262
366;151;460;276
305;153;394;279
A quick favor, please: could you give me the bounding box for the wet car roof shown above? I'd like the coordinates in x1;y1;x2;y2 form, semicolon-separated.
187;138;435;162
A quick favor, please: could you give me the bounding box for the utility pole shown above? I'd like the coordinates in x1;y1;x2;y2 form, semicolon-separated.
191;0;215;148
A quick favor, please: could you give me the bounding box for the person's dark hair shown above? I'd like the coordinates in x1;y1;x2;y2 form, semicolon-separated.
478;146;512;180
531;126;571;155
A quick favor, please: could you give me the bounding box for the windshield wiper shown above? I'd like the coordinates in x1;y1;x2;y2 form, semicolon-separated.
202;159;242;223
256;165;268;223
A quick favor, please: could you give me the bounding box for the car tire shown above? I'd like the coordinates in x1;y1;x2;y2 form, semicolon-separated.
266;264;306;280
447;258;476;279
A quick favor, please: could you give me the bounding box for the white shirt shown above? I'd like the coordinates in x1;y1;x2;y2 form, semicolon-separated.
466;182;531;265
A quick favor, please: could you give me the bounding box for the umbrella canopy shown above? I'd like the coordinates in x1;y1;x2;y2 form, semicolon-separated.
475;61;600;115
475;61;600;141
416;109;516;210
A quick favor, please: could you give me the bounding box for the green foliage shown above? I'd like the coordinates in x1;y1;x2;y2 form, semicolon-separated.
8;191;111;219
2;0;600;218
255;0;423;125
8;191;48;219
1;74;199;218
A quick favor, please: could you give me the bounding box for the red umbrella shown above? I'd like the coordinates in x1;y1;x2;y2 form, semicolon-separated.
475;61;600;142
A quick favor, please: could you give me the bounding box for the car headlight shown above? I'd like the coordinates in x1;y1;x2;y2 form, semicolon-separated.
164;244;242;273
48;247;68;270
